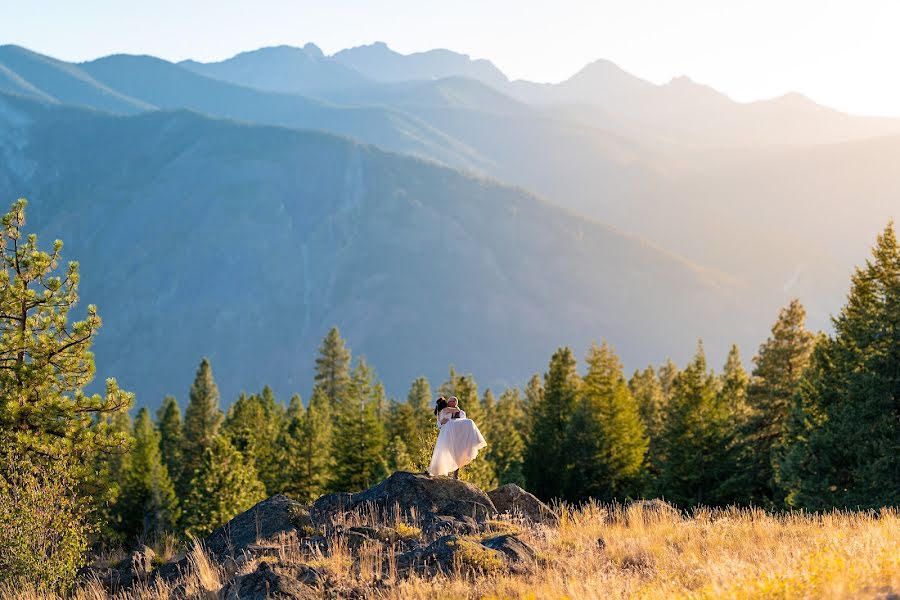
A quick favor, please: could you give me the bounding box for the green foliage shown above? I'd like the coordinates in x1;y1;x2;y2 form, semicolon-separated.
629;366;667;441
182;435;265;538
118;408;179;541
407;376;438;472
525;347;580;500
155;396;184;490
779;223;900;509
655;342;732;507
0;199;132;465
181;358;223;493
314;326;351;408
222;386;286;494
0;453;90;593
488;388;527;486
279;388;334;503
565;343;648;502
729;301;814;506
331;358;388;491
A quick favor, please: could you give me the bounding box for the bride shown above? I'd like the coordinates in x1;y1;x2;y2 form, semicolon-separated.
429;396;487;479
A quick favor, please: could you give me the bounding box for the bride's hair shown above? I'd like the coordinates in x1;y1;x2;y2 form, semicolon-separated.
434;396;448;415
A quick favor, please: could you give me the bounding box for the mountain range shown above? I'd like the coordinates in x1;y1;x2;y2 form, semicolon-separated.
0;41;896;404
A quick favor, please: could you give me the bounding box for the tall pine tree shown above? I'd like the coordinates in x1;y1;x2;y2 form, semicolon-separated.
488;388;527;486
565;343;648;502
406;377;437;471
182;358;223;485
730;301;814;506
223;386;286;494
331;358;388;491
779;223;899;509
314;327;352;408
182;436;265;538
655;342;732;507
525;347;580;500
280;389;334;503
156;396;184;490
118;408;179;541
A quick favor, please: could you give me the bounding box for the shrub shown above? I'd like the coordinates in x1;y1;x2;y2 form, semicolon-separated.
0;454;91;592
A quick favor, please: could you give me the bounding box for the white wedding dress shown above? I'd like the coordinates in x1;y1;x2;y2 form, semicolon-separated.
428;407;488;477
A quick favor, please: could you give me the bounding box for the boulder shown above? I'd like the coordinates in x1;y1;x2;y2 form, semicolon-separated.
481;534;536;565
422;514;479;537
154;495;311;582
220;561;323;600
400;535;507;575
311;471;496;527
487;484;557;524
204;495;311;559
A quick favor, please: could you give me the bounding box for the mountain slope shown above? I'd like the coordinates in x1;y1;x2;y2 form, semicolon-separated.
0;93;759;405
0;45;151;112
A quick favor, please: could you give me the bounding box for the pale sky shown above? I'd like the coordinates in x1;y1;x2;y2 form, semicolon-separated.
2;0;899;116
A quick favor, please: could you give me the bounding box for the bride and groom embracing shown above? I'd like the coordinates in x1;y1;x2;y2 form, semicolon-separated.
428;395;487;479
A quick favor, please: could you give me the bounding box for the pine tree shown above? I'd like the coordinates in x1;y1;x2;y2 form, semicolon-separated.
406;377;438;471
629;366;666;440
729;301;815;506
331;358;388;491
720;344;750;420
223;386;286;494
118;408;179;540
521;373;543;446
658;359;679;403
182;436;266;538
314;327;352;408
655;342;732;507
525;347;580;500
155;396;184;489
0;199;132;465
182;358;223;489
280;388;333;503
565;343;648;502
488;388;527;486
779;223;900;509
94;409;133;542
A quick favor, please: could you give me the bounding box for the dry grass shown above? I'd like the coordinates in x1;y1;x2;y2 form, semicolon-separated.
3;504;897;599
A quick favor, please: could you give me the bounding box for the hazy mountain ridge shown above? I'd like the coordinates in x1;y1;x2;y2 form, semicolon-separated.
0;92;758;405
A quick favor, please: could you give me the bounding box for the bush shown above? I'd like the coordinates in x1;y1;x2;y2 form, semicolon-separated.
0;454;91;592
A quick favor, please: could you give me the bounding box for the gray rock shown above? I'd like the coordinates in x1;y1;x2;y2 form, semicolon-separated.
155;495;310;582
311;471;496;528
487;483;557;524
481;534;536;564
220;561;323;600
204;495;309;559
401;534;507;575
423;514;479;537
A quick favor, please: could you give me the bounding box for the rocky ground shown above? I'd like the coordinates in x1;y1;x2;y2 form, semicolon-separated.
90;472;557;598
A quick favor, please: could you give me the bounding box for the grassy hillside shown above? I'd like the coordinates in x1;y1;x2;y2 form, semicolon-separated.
0;93;757;405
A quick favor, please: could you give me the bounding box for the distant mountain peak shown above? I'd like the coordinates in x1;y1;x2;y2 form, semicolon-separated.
302;43;324;58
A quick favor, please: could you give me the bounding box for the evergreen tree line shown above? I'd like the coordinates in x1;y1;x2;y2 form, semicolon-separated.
2;193;896;574
99;223;899;545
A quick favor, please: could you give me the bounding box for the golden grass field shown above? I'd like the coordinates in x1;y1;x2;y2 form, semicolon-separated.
4;503;898;600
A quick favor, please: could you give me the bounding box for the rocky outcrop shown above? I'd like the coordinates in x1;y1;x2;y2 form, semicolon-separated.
220;561;324;600
154;495;311;582
204;494;311;559
399;533;537;576
311;471;496;527
488;483;557;524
